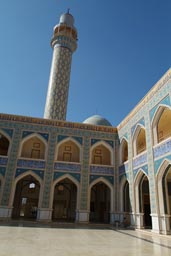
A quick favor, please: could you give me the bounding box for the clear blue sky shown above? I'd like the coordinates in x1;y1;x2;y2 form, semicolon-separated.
0;0;171;126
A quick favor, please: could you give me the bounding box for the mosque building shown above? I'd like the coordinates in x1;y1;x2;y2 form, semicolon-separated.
0;11;171;235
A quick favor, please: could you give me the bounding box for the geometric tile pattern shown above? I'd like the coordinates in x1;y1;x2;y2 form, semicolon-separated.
90;165;114;175
54;162;81;172
15;168;44;179
44;46;72;121
17;159;45;169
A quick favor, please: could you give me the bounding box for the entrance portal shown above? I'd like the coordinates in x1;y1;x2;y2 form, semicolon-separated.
141;176;152;228
12;175;40;219
52;178;77;222
90;182;110;223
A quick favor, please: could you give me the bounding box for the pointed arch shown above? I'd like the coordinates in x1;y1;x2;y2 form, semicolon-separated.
134;169;152;227
89;177;114;212
152;105;171;145
88;177;114;223
11;170;43;219
156;159;171;215
9;170;43;208
50;173;80;211
19;133;47;159
119;175;130;212
0;130;11;156
90;141;113;166
119;138;128;164
56;137;81;163
132;125;146;156
134;169;148;213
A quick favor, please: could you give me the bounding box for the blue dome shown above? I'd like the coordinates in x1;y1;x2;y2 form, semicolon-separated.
83;115;112;126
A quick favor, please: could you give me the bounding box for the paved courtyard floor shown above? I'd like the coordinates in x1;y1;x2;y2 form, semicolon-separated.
0;222;171;256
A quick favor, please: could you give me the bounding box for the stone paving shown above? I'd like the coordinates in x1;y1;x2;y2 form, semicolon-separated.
0;222;170;256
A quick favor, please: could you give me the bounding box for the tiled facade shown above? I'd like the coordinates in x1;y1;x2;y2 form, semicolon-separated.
0;12;171;235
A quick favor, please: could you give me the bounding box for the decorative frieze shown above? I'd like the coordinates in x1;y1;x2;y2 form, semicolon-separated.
90;165;114;175
153;139;171;159
133;152;147;169
17;159;45;169
54;162;81;172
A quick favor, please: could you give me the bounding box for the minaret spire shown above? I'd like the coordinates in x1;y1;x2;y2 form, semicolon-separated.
44;11;78;120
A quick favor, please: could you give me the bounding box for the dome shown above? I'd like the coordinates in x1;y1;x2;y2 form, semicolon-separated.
83;115;112;126
59;12;75;28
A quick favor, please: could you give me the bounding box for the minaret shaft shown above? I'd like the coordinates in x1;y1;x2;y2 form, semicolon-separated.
44;46;72;120
44;12;77;120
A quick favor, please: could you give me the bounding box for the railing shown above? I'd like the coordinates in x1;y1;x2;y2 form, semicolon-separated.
90;165;114;175
54;162;81;172
17;159;45;169
133;151;147;168
153;137;171;159
0;156;8;166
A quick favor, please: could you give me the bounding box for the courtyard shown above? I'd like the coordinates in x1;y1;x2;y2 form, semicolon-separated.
0;222;170;256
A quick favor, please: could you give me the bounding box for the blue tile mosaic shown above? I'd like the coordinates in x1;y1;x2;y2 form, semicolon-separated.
2;128;13;138
53;171;80;182
0;157;8;166
90;175;114;185
90;165;114;175
133;152;147;168
54;162;81;172
57;135;68;142
0;167;6;177
154;155;171;175
153;139;171;159
133;164;148;178
119;162;128;175
131;118;145;136
150;95;171;121
15;168;44;179
91;139;114;148
22;131;49;141
17;159;45;169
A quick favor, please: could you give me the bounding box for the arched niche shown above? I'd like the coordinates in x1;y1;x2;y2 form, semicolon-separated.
20;134;46;160
56;138;80;163
157;161;171;219
152;106;171;144
91;142;112;166
134;171;152;228
133;126;146;156
120;138;128;164
0;132;10;156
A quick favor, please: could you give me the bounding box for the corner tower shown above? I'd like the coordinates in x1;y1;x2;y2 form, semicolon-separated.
44;11;78;120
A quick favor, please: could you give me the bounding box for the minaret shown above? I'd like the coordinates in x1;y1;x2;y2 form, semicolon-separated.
44;11;78;120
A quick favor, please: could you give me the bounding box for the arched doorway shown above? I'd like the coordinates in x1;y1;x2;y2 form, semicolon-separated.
12;175;40;219
90;181;111;223
123;181;131;213
141;176;152;228
52;178;77;222
158;165;171;232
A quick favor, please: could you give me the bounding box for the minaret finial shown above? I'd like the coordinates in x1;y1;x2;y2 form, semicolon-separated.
67;8;70;14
